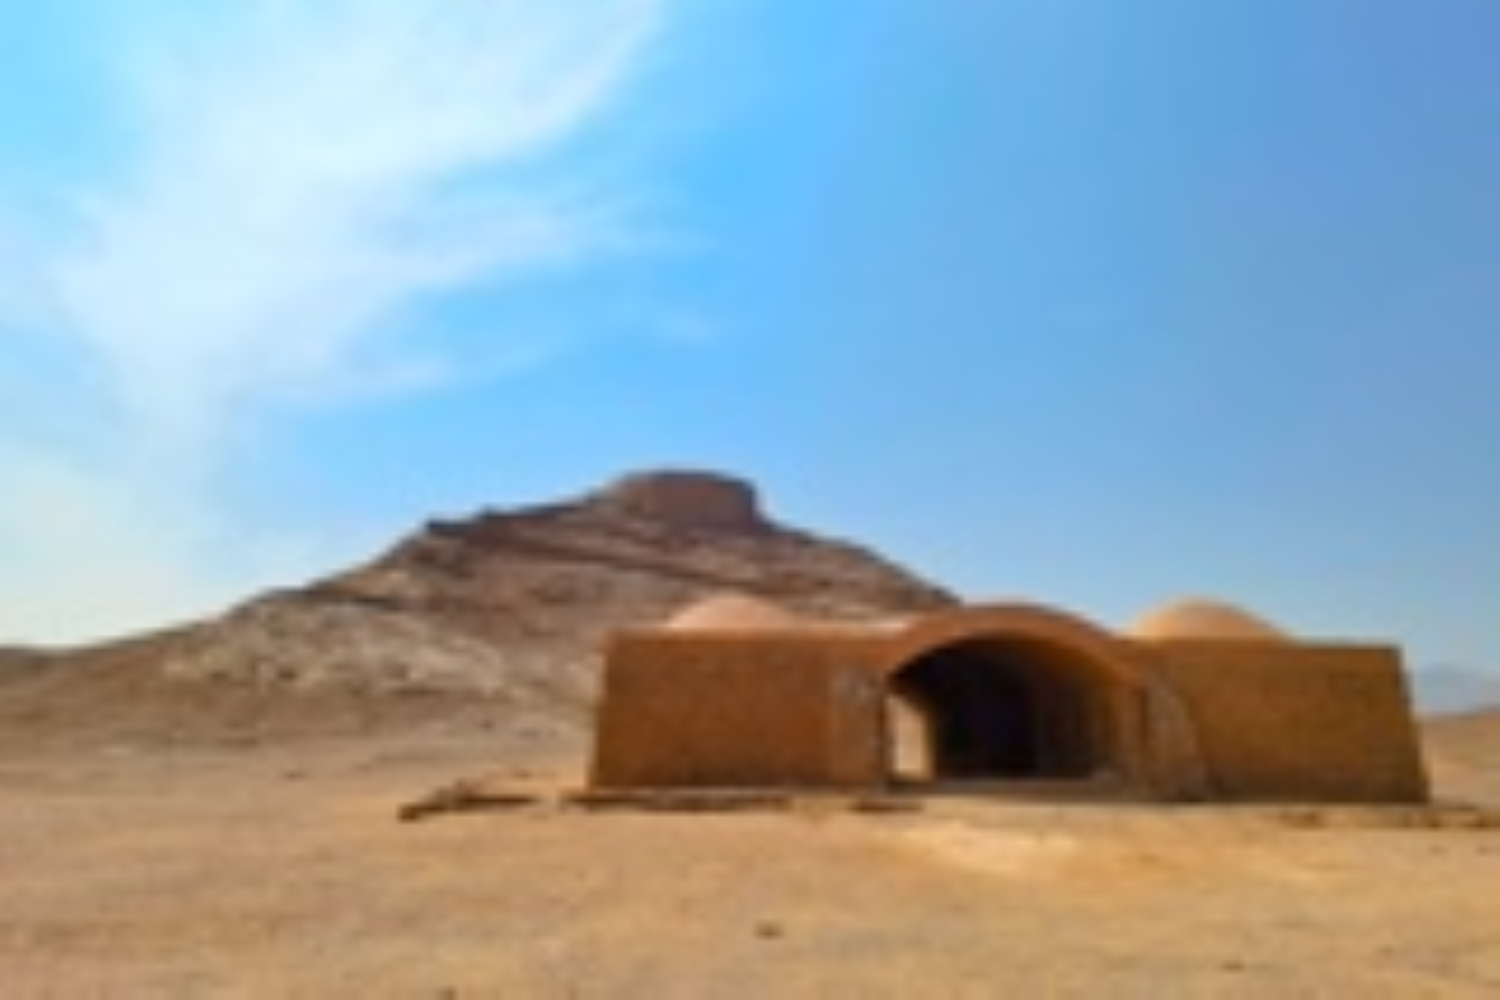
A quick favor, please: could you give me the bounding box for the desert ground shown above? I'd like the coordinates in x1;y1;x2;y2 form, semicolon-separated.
1;662;1497;997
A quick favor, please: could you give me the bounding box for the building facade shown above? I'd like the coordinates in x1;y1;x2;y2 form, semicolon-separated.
590;600;1429;803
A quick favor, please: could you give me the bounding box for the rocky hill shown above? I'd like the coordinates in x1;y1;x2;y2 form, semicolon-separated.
145;470;954;713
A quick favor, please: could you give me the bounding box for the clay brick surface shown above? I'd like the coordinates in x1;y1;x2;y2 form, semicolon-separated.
592;631;888;789
591;604;1431;804
1147;640;1429;802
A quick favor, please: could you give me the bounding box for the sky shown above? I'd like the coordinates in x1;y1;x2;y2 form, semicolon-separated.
0;2;1497;680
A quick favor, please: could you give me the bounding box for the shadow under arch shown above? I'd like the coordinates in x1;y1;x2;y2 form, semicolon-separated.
877;605;1160;790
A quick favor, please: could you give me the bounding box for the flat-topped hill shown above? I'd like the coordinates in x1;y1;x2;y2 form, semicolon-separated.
0;471;953;737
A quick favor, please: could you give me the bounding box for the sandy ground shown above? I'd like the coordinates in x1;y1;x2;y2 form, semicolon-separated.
1;684;1498;997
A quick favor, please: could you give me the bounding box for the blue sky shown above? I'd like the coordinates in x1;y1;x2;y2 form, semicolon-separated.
1;2;1497;679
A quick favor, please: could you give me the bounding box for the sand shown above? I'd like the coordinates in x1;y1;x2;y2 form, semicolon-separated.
1;690;1497;997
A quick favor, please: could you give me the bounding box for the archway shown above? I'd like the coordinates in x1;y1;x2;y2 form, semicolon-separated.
890;635;1118;782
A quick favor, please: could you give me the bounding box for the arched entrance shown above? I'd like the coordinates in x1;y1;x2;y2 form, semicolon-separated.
879;605;1147;789
892;636;1113;781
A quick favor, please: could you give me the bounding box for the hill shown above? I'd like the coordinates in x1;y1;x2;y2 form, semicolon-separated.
0;471;954;743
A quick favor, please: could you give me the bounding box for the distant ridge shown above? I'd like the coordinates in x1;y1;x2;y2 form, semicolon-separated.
1413;666;1500;716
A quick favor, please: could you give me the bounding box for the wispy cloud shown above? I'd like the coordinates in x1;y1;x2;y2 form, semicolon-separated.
0;0;670;642
59;0;665;450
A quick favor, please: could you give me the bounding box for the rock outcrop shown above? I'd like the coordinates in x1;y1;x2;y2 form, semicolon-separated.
161;471;956;711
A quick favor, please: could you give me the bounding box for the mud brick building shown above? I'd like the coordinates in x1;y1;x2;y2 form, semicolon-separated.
591;597;1429;803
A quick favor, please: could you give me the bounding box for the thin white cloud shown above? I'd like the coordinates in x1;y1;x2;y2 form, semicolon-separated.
0;0;670;642
58;0;665;452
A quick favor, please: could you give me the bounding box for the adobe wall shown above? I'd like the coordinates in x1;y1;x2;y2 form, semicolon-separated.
1144;640;1429;803
591;630;890;789
589;606;1430;805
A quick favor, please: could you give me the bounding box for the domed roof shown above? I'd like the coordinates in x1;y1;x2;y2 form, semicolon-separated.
664;593;800;632
1129;598;1290;643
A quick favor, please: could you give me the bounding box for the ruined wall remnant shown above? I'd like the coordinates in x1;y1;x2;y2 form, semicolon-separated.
594;470;767;532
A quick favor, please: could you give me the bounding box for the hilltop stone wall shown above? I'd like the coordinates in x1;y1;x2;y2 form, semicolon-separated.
595;471;766;532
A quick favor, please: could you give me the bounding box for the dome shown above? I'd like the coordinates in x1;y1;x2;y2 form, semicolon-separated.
1129;598;1290;643
664;593;800;632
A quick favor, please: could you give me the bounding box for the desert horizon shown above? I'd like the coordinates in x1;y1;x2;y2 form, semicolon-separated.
5;3;1500;994
1;473;1497;995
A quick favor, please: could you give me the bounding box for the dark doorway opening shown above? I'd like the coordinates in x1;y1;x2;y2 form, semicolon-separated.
890;637;1113;783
